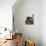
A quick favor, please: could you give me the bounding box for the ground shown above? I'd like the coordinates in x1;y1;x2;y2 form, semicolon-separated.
0;39;16;46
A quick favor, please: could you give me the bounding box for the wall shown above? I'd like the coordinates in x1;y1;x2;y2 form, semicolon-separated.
0;0;16;30
13;0;41;46
41;0;46;46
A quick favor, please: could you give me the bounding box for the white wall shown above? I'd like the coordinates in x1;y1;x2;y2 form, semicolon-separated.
41;0;46;46
13;0;41;46
0;0;16;30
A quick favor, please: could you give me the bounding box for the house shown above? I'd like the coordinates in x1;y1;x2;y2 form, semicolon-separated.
0;0;46;46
